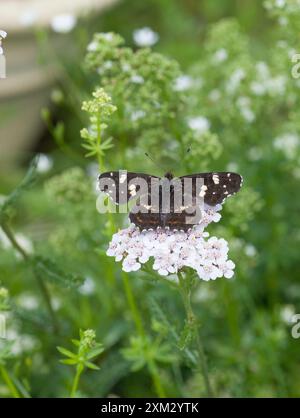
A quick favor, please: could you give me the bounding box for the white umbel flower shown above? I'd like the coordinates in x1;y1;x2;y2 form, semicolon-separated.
133;27;159;47
106;205;236;281
173;75;193;91
51;14;77;34
37;154;53;173
187;116;211;134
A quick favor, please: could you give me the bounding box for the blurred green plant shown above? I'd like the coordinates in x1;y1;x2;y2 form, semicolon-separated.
57;329;104;397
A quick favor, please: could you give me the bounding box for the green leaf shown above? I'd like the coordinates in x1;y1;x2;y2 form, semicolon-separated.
57;346;77;359
71;339;80;347
86;345;104;360
32;256;84;289
85;361;100;370
60;359;78;365
0;157;38;224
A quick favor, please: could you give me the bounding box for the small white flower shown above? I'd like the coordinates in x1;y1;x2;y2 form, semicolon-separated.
173;75;193;91
209;89;221;102
248;147;263;161
130;110;146;122
79;277;96;295
213;48;228;63
250;81;266;96
15;234;33;256
256;61;270;80
0;30;7;39
219;260;235;279
122;256;141;272
226;68;246;94
275;0;286;7
52;297;61;311
188;116;210;134
37;154;53;173
122;63;131;72
278;16;288;26
19;10;38;27
267;75;286;96
18;294;39;310
280;305;295;324
237;97;255;123
51;14;77;34
131;74;144;84
274;133;299;159
102;33;114;41
87;41;98;52
0;228;11;249
244;244;257;257
226;162;239;172
241;107;255;123
133;27;159;47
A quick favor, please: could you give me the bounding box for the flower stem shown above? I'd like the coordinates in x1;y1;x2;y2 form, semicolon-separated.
147;358;166;398
122;272;166;397
70;364;83;398
122;273;145;338
96;113;103;170
177;271;214;397
0;223;59;334
0;365;21;398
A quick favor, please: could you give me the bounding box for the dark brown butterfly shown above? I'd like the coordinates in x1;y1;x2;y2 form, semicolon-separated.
98;171;243;231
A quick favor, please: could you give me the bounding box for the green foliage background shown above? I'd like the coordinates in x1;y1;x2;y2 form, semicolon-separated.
0;0;300;397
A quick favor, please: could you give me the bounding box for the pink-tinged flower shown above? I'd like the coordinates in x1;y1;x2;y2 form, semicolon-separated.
106;205;236;281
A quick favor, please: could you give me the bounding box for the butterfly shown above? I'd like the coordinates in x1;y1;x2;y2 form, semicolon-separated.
98;171;243;231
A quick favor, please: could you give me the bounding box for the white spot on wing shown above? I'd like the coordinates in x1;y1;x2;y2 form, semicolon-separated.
212;174;219;184
120;173;127;183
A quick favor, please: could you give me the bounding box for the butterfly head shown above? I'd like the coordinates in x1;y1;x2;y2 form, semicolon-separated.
164;172;174;180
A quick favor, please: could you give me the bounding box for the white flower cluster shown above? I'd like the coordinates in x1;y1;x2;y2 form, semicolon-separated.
0;30;7;55
106;205;235;281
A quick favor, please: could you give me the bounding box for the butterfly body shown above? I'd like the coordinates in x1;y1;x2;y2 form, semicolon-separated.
98;170;243;231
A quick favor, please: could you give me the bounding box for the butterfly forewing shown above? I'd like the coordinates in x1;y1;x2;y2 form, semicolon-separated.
98;171;159;205
179;172;243;206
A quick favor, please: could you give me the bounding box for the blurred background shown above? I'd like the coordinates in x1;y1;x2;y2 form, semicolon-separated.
0;0;300;398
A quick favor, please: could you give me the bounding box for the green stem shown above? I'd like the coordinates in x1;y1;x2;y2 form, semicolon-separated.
177;271;214;398
147;359;166;398
0;223;28;260
122;273;145;338
70;364;83;398
0;365;21;398
0;223;59;334
122;272;166;397
96;113;103;170
35;273;60;335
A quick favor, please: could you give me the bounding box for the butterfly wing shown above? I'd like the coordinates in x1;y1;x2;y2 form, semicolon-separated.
179;172;243;206
129;208;190;231
99;170;243;230
98;171;159;204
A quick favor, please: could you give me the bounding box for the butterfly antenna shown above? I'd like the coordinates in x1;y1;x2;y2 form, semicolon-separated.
145;152;165;175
